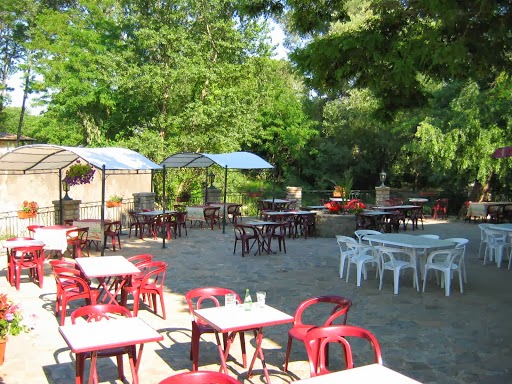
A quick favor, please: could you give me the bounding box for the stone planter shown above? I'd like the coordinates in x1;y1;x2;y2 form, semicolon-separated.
315;212;356;238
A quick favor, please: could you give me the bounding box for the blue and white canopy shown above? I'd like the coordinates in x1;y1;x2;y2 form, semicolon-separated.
160;151;274;169
0;144;162;173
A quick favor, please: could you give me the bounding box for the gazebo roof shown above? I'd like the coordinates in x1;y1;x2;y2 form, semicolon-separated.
160;151;274;169
0;144;162;173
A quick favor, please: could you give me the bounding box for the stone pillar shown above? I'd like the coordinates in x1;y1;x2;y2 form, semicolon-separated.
133;192;156;211
375;186;391;206
204;187;221;203
53;199;81;224
286;187;302;207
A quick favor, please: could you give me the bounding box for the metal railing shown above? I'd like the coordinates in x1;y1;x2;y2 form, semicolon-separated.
0;190;378;238
0;199;135;239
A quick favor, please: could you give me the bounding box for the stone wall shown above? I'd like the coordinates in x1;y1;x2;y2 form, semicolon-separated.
315;212;356;238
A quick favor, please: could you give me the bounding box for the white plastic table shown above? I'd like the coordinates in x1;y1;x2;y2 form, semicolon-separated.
76;256;140;305
295;363;422;383
364;234;455;282
34;225;77;254
194;304;293;383
59;316;163;384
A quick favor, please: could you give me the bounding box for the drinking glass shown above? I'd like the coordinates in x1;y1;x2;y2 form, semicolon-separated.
256;291;266;307
225;293;238;309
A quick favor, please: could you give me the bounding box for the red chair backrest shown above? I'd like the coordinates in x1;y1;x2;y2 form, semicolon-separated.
304;325;382;377
71;304;132;323
127;254;153;266
186;287;241;324
159;370;241;384
293;295;352;327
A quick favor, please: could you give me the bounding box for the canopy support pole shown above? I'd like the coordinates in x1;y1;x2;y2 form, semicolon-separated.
58;169;63;225
162;165;168;249
100;164;106;256
204;168;209;204
222;166;228;234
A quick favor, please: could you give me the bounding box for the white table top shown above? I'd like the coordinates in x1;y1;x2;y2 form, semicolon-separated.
262;199;289;204
33;225;77;253
194;304;293;333
360;210;392;216
409;198;428;203
59;317;163;354
296;364;422;383
489;224;512;232
138;210;176;216
2;239;45;249
366;234;455;249
374;205;420;210
76;256;140;279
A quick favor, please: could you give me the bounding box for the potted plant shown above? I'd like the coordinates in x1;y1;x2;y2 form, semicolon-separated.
18;201;39;219
106;195;123;208
0;293;30;365
330;171;353;199
176;191;191;203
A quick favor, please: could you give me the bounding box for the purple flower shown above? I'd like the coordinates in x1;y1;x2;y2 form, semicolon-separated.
5;313;14;321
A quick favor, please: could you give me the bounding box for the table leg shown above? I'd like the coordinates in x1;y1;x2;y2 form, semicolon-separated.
130;344;140;384
96;276;128;305
247;328;271;383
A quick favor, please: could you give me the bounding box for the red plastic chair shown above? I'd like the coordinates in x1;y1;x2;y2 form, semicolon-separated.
71;304;136;384
5;237;34;286
66;227;90;258
127;254;153;266
121;261;167;319
185;287;248;371
233;224;261;257
304;325;383;377
176;211;188;237
159;371;242;384
11;245;45;290
433;198;449;220
204;207;221;230
104;221;122;250
284;295;352;372
26;225;43;236
52;265;100;325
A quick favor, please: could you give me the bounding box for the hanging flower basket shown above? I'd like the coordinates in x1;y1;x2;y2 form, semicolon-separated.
17;211;37;219
63;160;95;186
106;201;122;208
247;192;262;198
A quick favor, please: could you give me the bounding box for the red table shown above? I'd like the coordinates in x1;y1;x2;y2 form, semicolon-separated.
194;304;293;383
76;256;140;305
59;316;163;384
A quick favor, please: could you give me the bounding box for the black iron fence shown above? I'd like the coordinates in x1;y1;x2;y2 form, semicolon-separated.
0;190;379;238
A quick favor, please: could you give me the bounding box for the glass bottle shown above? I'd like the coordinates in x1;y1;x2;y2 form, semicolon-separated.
244;288;252;311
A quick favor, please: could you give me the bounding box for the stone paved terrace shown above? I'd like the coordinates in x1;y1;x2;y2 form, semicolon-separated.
1;217;511;384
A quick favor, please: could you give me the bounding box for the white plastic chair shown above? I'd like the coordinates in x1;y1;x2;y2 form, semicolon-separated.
336;235;358;279
482;229;508;267
444;238;469;282
345;243;379;287
422;248;464;296
354;230;382;245
378;247;418;294
508;236;512;270
477;223;493;259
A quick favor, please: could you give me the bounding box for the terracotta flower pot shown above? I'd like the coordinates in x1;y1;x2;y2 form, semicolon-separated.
17;211;36;219
0;337;7;366
106;201;122;208
247;192;262;198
